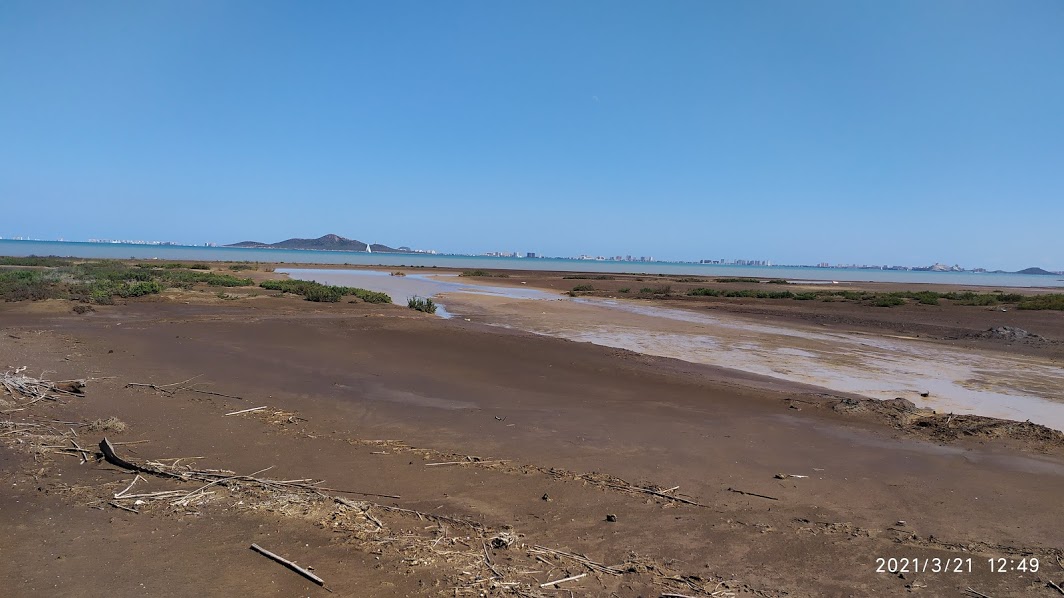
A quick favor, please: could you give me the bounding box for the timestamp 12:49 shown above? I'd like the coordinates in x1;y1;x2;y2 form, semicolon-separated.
876;557;1040;574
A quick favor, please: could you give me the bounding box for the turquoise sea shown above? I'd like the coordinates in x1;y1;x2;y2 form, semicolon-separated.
1;239;1061;288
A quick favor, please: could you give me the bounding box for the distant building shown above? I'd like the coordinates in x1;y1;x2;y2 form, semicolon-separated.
526;252;536;258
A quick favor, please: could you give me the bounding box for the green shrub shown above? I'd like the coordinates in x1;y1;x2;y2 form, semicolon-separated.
688;288;721;297
872;295;905;307
118;281;163;297
715;277;760;283
571;284;594;292
460;270;491;277
794;292;819;300
618;287;630;293
1017;294;1064;310
349;288;391;304
911;291;940;305
260;279;391;304
303;285;345;302
407;296;437;313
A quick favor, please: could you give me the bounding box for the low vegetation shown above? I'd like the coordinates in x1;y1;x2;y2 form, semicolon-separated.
1018;294;1064;310
563;275;615;280
137;262;211;270
407;296;437;313
678;287;1063;309
460;270;509;278
259;279;391;303
570;284;595;292
0;255;72;267
0;260;253;304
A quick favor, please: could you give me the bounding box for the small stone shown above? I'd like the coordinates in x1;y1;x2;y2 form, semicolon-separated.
605;514;617;522
541;493;551;502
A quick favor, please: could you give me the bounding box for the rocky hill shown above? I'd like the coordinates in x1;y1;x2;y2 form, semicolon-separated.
226;234;411;253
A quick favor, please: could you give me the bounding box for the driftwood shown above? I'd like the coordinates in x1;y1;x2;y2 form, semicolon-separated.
539;572;586;587
250;543;328;589
726;487;778;501
606;483;706;507
2;367;86;404
100;438;398;499
528;545;623;575
224;406;268;416
126;376;245;401
1047;580;1064;596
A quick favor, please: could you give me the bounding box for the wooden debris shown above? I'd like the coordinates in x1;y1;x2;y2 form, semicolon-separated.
126;376;246;401
1047;580;1064;596
539;573;586;587
224;406;268;416
963;588;992;598
726;487;778;501
528;545;623;575
249;543;327;589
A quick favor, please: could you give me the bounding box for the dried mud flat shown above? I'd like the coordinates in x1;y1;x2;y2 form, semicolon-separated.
2;293;1064;597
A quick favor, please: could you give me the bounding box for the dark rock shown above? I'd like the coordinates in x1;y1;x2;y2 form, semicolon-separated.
605;514;617;522
976;326;1043;342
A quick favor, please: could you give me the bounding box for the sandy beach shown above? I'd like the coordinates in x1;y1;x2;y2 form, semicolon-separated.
2;263;1063;597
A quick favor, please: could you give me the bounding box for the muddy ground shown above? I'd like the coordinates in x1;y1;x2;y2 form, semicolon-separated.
1;282;1063;597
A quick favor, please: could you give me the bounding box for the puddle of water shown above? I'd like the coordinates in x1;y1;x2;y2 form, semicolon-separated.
279;268;557;319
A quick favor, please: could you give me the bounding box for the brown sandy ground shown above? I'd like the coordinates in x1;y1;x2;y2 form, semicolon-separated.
1;290;1064;597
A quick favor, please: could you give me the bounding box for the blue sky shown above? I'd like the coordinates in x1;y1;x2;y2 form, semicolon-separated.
1;1;1062;269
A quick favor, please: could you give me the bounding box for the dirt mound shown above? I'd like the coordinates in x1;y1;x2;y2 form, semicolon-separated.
974;326;1044;342
913;414;1064;446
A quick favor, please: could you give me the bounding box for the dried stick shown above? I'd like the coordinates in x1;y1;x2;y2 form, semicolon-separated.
606;483;706;507
726;487;778;501
539;573;586;588
1047;580;1064;596
108;501;139;514
249;543;327;588
529;545;623;575
224;406;268;416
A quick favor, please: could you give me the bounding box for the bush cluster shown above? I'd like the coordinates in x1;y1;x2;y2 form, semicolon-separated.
259;279;391;303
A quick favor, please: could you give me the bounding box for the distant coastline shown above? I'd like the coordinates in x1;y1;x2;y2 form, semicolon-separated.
1;239;1062;288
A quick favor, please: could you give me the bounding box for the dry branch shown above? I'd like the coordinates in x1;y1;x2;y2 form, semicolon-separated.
726;487;778;501
126;377;246;401
528;545;623;575
224;406;268;416
250;543;327;588
539;573;586;587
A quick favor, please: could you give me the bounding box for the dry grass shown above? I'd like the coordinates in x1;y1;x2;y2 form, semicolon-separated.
86;416;127;433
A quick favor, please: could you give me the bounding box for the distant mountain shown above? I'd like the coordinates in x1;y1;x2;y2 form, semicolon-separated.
1015;267;1057;275
226;234;412;253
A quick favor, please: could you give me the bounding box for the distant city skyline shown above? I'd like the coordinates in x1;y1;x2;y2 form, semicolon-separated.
2;3;1061;271
1;235;1058;274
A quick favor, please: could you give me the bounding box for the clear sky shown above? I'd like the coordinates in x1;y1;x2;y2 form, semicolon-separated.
1;1;1062;269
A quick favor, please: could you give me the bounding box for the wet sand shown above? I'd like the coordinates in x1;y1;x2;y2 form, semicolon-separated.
286;268;1064;430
